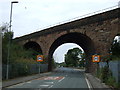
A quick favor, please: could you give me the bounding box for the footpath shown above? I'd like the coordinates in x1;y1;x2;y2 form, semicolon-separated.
2;72;112;89
2;72;52;88
85;73;112;90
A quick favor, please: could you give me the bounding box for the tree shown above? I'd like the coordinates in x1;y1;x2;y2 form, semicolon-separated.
110;38;120;59
1;23;43;79
1;23;38;64
1;23;14;64
65;48;83;67
78;53;86;67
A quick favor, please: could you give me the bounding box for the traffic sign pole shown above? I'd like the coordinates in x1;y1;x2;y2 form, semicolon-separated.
92;54;100;76
37;55;43;74
39;62;41;74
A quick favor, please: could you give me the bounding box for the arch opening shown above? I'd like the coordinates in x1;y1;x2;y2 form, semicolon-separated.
53;43;83;63
24;41;43;55
53;43;86;68
48;32;95;72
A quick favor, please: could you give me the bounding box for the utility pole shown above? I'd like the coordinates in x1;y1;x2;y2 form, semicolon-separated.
6;1;18;80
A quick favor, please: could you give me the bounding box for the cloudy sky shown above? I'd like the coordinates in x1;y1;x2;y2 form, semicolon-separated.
53;43;83;63
0;0;119;63
0;0;119;38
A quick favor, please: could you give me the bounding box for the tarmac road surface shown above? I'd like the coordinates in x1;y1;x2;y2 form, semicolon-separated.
7;67;90;89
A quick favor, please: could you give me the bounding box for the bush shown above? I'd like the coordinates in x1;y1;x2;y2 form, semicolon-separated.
111;55;120;61
96;66;120;89
115;83;120;88
106;75;120;88
11;58;38;77
96;67;102;78
17;63;29;76
106;76;116;86
1;25;44;79
100;66;110;83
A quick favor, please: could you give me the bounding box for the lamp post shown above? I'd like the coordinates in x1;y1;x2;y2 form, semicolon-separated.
6;1;18;80
118;1;120;8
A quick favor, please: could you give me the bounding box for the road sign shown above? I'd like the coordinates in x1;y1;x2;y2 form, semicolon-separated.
92;55;100;62
37;55;43;62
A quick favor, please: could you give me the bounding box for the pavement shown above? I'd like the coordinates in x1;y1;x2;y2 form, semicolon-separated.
85;73;112;90
2;71;112;89
2;72;52;88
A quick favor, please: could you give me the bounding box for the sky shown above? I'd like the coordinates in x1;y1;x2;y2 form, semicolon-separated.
53;43;83;63
0;0;119;38
0;0;119;63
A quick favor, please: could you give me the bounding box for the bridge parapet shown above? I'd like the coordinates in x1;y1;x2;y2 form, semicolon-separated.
14;8;119;42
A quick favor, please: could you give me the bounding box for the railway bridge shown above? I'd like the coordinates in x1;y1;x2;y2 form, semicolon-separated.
14;8;120;72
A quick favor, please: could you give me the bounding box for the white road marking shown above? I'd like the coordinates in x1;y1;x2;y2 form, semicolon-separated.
40;85;49;87
85;77;93;90
45;82;54;84
44;77;59;80
58;77;65;82
48;85;53;88
40;82;54;88
26;81;31;83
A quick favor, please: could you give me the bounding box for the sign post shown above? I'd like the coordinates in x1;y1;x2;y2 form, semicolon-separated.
37;55;43;74
92;54;100;76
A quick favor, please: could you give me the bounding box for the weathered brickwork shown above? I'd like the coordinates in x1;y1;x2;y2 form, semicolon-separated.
14;8;120;72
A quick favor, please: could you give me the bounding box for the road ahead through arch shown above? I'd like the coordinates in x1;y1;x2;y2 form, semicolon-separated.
7;67;90;89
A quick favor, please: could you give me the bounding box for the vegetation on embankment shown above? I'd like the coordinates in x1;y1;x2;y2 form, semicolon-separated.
1;23;44;80
96;66;120;88
96;35;120;89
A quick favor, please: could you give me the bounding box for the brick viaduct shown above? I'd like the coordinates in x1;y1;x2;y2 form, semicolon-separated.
14;8;120;73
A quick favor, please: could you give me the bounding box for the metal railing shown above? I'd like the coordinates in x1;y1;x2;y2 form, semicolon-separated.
2;63;48;80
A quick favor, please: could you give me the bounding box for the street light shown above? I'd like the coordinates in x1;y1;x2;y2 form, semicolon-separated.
6;1;18;80
118;1;120;8
9;1;19;31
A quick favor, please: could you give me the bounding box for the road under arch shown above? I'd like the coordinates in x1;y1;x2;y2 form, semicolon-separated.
48;32;96;72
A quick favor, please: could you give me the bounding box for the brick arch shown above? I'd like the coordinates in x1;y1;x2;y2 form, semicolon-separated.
24;41;43;54
48;32;95;72
13;8;119;73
